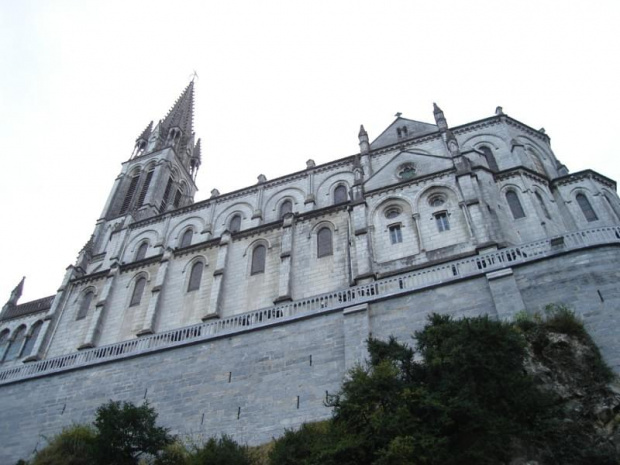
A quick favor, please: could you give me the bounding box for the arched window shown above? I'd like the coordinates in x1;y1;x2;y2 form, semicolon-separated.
129;277;147;307
576;193;598;222
5;325;26;361
137;169;154;207
279;200;293;219
0;329;10;356
317;227;333;257
334;185;347;204
604;193;620;221
535;192;551;220
22;321;43;357
530;151;547;176
229;214;242;233
120;171;141;215
180;229;193;248
77;291;94;320
135;242;148;261
479;146;499;171
506;191;525;219
187;262;204;292
251;245;266;275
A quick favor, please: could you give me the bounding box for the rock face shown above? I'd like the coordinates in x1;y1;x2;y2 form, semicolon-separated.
515;318;620;464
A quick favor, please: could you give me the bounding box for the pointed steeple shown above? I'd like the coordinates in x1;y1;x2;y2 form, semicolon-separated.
162;80;194;137
133;121;153;157
137;121;153;142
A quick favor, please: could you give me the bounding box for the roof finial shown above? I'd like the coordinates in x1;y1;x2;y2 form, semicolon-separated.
394;112;402;118
189;70;199;82
433;102;448;132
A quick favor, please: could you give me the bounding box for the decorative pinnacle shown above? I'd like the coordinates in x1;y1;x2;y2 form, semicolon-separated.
433;102;448;131
162;81;195;136
136;121;153;142
193;139;202;160
358;125;368;138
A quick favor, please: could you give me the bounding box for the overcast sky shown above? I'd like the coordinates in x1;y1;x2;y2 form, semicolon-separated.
1;0;619;303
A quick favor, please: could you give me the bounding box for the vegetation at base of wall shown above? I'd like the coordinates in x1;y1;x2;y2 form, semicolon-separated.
269;310;619;465
19;306;619;465
19;401;173;465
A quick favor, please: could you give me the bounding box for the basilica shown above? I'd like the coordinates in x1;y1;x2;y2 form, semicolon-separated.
1;82;619;462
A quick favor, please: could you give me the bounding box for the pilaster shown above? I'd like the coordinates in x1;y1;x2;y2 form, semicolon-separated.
204;232;231;319
138;249;172;335
80;264;119;349
275;214;294;302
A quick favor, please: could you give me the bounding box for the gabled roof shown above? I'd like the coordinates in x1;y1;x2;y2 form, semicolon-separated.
1;296;54;321
370;116;438;151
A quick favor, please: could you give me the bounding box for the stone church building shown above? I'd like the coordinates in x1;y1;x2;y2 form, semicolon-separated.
1;82;620;462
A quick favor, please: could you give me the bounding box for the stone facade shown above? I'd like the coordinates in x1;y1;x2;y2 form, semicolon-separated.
1;85;620;463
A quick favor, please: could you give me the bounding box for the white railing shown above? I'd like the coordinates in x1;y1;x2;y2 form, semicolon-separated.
2;226;619;385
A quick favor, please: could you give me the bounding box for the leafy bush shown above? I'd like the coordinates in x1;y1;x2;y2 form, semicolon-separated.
30;424;96;465
186;435;254;465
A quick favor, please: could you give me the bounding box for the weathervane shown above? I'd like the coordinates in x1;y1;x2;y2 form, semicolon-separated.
189;70;199;82
395;112;402;117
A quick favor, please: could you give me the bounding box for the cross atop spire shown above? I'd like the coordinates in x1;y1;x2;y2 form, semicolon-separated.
162;80;195;137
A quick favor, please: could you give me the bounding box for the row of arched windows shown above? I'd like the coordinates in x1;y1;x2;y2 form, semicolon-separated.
130;187;349;261
0;321;43;362
505;189;599;223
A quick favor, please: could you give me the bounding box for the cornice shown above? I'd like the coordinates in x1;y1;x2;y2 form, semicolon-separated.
365;168;455;198
552;169;617;189
494;167;550;186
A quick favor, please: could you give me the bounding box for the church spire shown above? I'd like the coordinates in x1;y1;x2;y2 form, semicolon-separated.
162;80;194;137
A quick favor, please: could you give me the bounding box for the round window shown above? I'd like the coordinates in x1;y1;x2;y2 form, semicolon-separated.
429;195;446;208
397;163;416;180
384;206;402;219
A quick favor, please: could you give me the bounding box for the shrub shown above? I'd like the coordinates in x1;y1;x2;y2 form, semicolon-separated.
186;435;254;465
30;424;96;465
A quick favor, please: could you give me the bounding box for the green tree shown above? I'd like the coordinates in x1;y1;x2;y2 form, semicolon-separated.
92;400;172;465
314;315;555;465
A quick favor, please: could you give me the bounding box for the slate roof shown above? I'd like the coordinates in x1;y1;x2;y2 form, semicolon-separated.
1;296;54;321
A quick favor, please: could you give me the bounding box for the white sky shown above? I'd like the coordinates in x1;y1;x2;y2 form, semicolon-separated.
1;0;619;303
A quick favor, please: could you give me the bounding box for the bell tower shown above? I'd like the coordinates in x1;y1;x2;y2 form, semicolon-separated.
100;81;201;222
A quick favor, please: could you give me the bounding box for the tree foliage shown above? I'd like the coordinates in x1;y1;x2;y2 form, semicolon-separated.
92;400;172;465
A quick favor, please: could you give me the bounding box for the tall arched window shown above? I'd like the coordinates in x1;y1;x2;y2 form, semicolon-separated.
137;169;154;207
180;229;193;248
576;193;598;222
22;321;43;357
334;185;347;204
77;291;94;320
530;151;547;176
187;262;203;292
120;171;141;215
317;227;333;257
5;325;26;361
506;191;526;219
0;329;10;359
479;146;499;171
535;192;551;219
251;245;266;275
279;200;292;219
135;242;148;261
229;214;242;233
129;277;147;307
604;193;620;221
